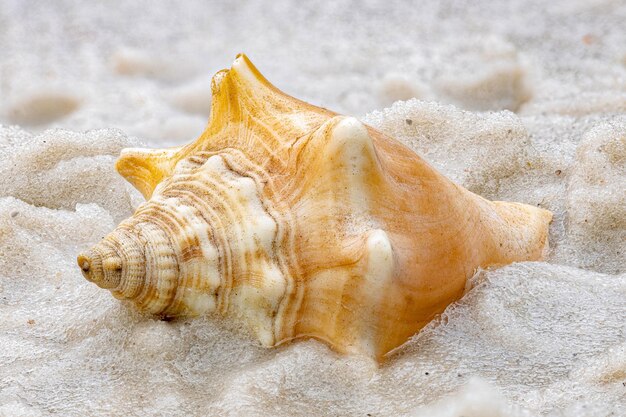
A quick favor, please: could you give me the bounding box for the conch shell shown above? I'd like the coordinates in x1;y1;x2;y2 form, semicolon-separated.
77;54;552;359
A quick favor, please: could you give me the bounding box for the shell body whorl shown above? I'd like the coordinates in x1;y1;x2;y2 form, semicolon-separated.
78;54;552;359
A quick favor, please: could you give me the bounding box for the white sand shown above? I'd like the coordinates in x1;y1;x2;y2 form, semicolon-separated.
0;1;624;416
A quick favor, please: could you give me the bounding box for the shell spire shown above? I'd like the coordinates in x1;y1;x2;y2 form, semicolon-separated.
78;54;552;360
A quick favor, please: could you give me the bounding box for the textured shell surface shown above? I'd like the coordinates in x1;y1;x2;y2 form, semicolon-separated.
77;54;552;360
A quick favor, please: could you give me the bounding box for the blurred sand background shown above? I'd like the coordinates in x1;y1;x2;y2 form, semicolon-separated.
0;1;625;416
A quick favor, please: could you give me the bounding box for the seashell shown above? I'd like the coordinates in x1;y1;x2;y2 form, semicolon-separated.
77;54;552;359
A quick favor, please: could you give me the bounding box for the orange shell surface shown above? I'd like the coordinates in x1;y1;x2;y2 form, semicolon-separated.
78;54;552;360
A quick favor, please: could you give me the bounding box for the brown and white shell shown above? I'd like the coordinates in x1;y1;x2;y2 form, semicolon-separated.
77;54;552;360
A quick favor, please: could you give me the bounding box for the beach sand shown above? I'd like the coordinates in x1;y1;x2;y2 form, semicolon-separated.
0;1;624;415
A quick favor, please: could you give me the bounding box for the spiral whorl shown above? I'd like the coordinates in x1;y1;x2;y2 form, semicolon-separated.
78;219;183;316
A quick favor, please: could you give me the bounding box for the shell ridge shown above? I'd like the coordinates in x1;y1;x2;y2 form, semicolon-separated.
184;155;286;344
244;114;290;167
132;219;179;314
138;204;189;315
145;195;195;316
218;150;300;342
164;184;230;314
109;226;146;299
150;194;220;316
191;159;241;313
